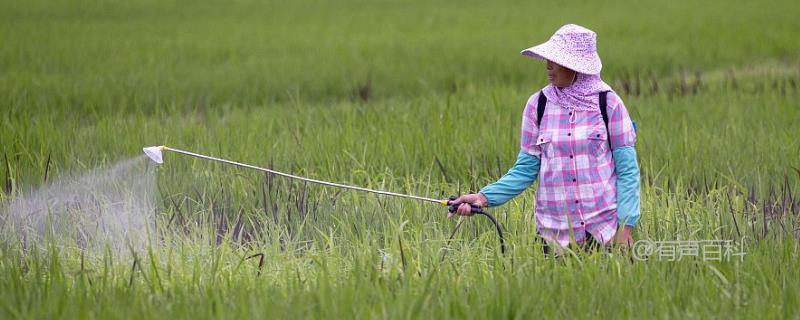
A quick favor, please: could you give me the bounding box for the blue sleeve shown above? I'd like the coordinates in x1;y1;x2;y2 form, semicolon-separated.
613;146;641;226
479;150;540;207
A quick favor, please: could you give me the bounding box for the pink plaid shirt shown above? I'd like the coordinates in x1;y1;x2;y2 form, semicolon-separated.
521;91;636;247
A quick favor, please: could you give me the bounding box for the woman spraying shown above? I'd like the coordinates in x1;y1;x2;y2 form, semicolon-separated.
449;24;641;252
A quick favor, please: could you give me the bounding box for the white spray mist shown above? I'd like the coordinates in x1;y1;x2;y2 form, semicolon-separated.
1;155;157;253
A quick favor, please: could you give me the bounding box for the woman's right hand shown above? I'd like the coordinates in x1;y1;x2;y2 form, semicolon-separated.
447;193;489;219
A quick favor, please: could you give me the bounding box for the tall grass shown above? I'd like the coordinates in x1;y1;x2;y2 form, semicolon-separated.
1;0;799;318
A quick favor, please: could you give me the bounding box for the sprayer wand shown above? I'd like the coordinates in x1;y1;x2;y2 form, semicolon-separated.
143;145;505;253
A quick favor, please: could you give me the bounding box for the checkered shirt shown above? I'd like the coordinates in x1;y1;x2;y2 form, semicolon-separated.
520;91;637;247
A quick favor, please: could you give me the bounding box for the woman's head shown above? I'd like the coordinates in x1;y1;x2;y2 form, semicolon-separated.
522;24;612;111
546;60;578;88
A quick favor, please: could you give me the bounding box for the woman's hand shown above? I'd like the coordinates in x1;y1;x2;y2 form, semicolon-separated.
614;225;634;247
447;193;489;219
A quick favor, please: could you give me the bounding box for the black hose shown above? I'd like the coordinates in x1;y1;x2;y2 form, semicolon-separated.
448;196;506;255
476;211;506;255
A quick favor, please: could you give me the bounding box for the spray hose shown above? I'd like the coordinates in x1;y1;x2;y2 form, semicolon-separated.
446;196;505;254
144;146;505;254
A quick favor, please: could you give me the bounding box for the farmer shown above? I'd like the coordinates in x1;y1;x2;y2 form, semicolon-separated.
449;24;640;252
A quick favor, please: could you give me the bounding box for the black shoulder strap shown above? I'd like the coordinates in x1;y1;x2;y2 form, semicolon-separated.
599;91;611;147
536;91;547;127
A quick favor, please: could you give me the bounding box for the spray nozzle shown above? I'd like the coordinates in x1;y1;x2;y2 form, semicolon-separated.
142;146;166;164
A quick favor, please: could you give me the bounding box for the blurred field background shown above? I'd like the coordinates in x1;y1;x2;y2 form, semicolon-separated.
1;0;799;318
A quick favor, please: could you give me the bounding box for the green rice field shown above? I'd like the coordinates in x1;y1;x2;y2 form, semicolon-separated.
1;0;799;318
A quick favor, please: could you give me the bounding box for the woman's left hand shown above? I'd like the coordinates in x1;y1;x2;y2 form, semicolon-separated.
614;225;634;247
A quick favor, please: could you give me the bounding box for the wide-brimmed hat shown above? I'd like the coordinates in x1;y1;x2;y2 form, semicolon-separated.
521;24;602;75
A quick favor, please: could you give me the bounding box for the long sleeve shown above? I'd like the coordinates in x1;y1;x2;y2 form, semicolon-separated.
613;146;640;226
479;150;540;207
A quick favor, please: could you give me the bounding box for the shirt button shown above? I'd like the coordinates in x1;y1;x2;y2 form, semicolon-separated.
575;200;579;204
596;134;601;138
569;155;574;159
567;133;571;136
580;221;585;226
572;178;577;182
569;112;573;116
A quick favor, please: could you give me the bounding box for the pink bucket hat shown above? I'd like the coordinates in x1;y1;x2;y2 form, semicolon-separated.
521;24;603;75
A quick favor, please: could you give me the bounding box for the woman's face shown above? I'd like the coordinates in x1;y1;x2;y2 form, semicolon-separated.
546;60;578;88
